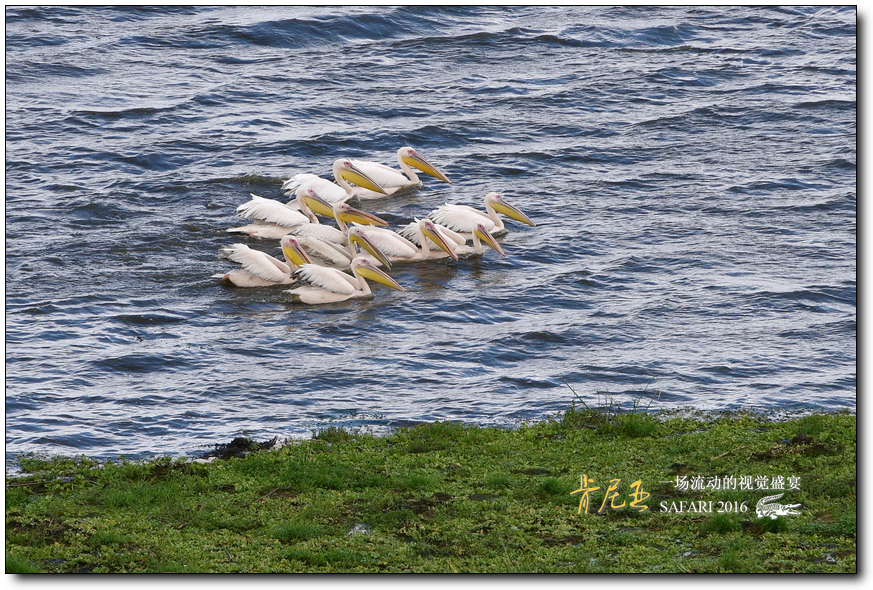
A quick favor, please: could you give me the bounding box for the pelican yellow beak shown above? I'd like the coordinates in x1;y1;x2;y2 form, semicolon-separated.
357;262;406;292
401;152;452;184
302;190;389;227
474;225;506;257
300;191;337;218
340;162;388;194
281;236;313;266
431;222;467;246
421;222;459;261
348;229;393;271
493;198;536;227
336;206;390;227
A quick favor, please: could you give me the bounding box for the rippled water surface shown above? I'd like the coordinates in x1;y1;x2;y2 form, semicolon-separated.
5;6;856;465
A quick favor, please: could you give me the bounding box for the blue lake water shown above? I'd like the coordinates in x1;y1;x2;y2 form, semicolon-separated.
5;6;856;467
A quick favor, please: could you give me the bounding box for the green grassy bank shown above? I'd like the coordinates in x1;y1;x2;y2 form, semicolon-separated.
6;408;856;573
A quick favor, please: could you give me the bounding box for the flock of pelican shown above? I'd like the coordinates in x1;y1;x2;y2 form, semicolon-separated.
214;147;536;305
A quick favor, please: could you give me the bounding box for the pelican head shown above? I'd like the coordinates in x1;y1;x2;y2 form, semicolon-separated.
485;192;536;227
419;218;460;260
473;223;506;257
298;187;336;217
302;188;389;226
280;235;314;266
335;159;388;194
346;227;394;270
399;147;452;184
351;257;406;292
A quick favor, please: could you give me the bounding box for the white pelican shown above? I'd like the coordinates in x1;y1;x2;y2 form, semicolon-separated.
256;188;393;269
281;159;388;204
350;219;460;264
241;185;372;245
228;185;373;242
398;220;506;259
349;147;452;199
342;226;395;270
427;192;535;239
230;184;389;247
294;234;356;268
284;257;406;305
297;227;393;271
216;230;390;287
226;191;320;240
215;235;312;288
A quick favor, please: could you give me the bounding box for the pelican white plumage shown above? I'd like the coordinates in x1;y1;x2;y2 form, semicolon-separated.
345;225;417;261
349;146;452;199
398;220;506;259
281;158;388;204
284;222;346;245
296;227;394;271
427;192;535;239
226;190;320;240
216;225;391;287
284;257;406;305
294;234;355;268
228;184;378;242
215;235;312;288
263;188;395;269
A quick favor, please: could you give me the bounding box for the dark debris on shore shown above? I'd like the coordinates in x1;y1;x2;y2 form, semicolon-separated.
199;436;286;460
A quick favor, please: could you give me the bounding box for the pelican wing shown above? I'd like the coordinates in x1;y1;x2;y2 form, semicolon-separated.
353;160;397;174
297;235;353;267
227;223;296;240
236;195;310;227
280;173;315;192
287;223;345;244
292;265;357;295
396;221;422;246
354;226;418;259
428;204;496;233
219;244;291;283
282;174;349;204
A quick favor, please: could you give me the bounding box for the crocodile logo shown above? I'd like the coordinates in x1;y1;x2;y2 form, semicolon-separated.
756;493;801;519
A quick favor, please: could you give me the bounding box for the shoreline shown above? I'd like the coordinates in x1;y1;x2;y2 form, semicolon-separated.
6;406;855;476
6;407;856;573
